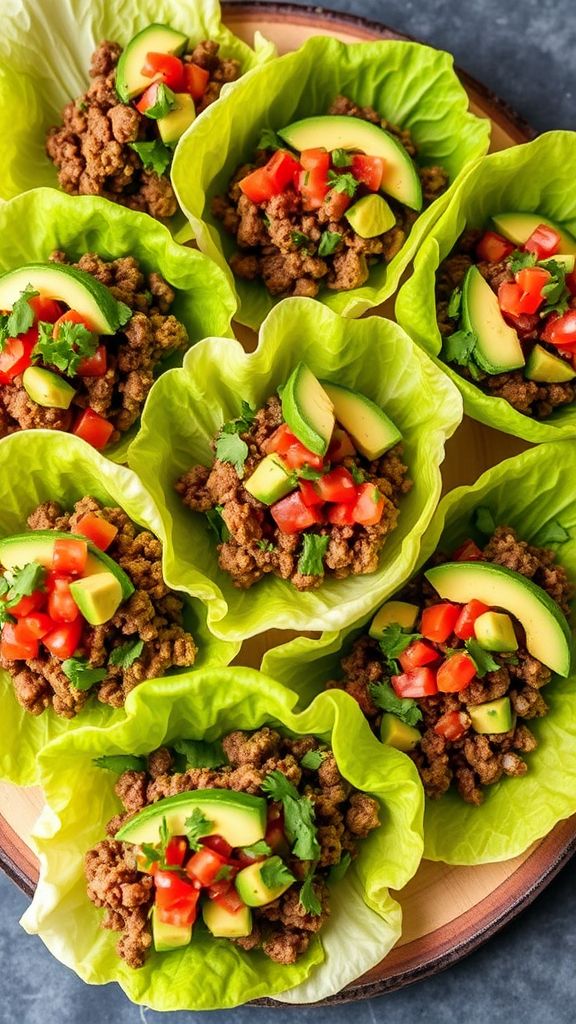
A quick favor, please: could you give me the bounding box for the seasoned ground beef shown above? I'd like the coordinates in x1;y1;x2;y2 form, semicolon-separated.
328;526;573;804
0;250;188;443
213;95;448;298
176;395;411;590
437;228;576;418
46;39;241;219
0;497;197;717
86;728;380;968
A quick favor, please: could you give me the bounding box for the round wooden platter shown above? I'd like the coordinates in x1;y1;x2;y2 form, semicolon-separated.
0;1;572;1006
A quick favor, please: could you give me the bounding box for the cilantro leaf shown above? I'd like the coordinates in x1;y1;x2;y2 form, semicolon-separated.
0;316;9;353
297;533;329;576
172;738;227;769
0;604;15;627
7;286;38;337
299;871;322;916
260;856;295;890
62;657;108;690
92;754;147;773
261;770;321;861
539;259;570;317
159;816;170;851
108;639;144;669
368;680;423;728
205;506;230;542
214;864;236;882
532;520;570;546
472;506;496;536
443;328;478;367
184;808;214;851
256;539;275;552
327;170;359;197
508;249;536;273
447;286;462;319
142;83;177;120
300;749;326;770
129;140;173;176
291;230;310;249
220;402;256;436
257;128;284;151
318;231;342;257
34;318;98;377
328;852;352;883
4;562;46;608
215;432;249;478
297;465;323;481
378;623;422;662
140;843;162;865
240;839;271;858
464;638;499;677
349;463;365;485
331;148;350;167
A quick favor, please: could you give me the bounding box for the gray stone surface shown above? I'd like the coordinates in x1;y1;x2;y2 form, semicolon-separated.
1;0;575;1021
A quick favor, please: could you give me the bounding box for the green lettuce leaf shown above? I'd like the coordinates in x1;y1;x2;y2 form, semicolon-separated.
127;296;463;641
171;35;490;328
21;669;424;1009
263;441;576;865
396;131;576;443
0;188;237;462
0;0;274;210
0;431;239;786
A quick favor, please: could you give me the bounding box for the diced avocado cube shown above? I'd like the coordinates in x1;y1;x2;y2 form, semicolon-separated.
369;600;420;639
281;362;335;456
473;610;518;652
345;194;396;238
244;453;295;505
202;899;252;938
469;696;515;735
380;713;421;752
157;93;196;145
22;367;76;410
234;856;293;907
151;906;192;952
525;344;576;383
69;572;123;626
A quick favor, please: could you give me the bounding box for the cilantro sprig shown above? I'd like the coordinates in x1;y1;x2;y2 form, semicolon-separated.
0;287;39;351
261;770;320;861
368;680;423;728
93;754;147;773
141;83;177;120
205;505;230;543
215;402;256;479
327;170;359;197
299;870;322;916
464;638;500;677
108;639;144;669
129;140;173;177
260;856;295;890
377;623;422;674
62;657;107;691
0;562;46;609
300;749;326;771
184;808;214;851
318;231;342;257
172;738;227;770
34;318;98;377
297;534;329;577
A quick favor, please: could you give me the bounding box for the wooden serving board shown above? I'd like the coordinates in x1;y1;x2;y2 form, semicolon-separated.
1;2;570;1005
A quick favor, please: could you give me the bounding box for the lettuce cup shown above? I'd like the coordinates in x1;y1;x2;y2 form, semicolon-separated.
396;131;576;443
21;668;424;1009
0;431;238;787
170;35;491;328
263;442;576;865
0;188;236;462
0;0;273;222
127;296;463;641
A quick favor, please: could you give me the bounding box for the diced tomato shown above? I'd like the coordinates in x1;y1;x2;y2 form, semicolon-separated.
77;345;107;378
513;266;551;314
264;424;324;471
327;502;355;525
351;154;384;191
352;483;385;526
48;578;80;623
73;408;114;450
524;223;561;260
213;888;245;914
135;82;163;114
475;231;515;263
28;296;62;323
183;62;210;100
155;869;200;905
75;512;118;552
298;150;330;210
185;846;229;886
156;897;199;928
164;837;188;868
567;269;576;297
13;612;54;641
452;539;483;562
391;667;438;698
436;652;477;693
420;602;461;643
327;427;356;462
42;617;83;659
315;467;356;504
398;640;440;672
52;309;95;336
141;51;185;92
270;491;323;534
238;166;276;204
0;622;39;661
434;710;470;742
454;600;490;641
201;835;233;859
300;149;330;173
44;569;73;594
7;590;46;617
52;538;87;576
0;326;37;384
239;151;301;204
299;480;324;507
541;309;576;348
498;281;524;318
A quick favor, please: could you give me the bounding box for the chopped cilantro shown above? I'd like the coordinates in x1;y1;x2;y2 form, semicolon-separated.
256;539;275;552
76;100;88;113
92;754;147;773
327;170;359;197
257;127;284;151
142;83;177;120
331;148;351;167
261;770;321;861
184;808;214;850
108;639;144;669
291;230;310;249
3;562;46;609
297;465;324;481
300;749;326;770
368;680;423;728
214;864;236;882
240;839;271;858
328;852;351;883
299;871;322;916
129;140;173;177
172;738;227;769
215;432;249;478
206;506;230;543
447;286;462;319
464;638;499;677
220;401;256;436
532;520;570;546
34;318;98;377
7;286;38;337
378;624;422;665
508;249;536;273
318;231;342;257
539;260;570;317
443;328;478;367
260;856;295;890
0;604;15;627
297;533;329;576
62;657;108;690
349;463;365;485
472;506;496;536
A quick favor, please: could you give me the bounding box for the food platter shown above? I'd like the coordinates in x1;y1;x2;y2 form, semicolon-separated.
1;0;574;1006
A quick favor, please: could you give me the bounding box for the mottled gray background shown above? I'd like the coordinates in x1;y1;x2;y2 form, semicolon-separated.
1;0;575;1021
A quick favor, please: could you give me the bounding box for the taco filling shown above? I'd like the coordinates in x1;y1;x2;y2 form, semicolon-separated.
176;362;411;590
213;96;448;297
328;521;573;804
85;727;380;968
437;214;576;418
0;497;197;717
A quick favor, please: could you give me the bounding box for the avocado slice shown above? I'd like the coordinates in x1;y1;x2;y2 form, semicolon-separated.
116;789;267;848
157;93;196;144
151;906;192;952
244;453;295;505
281;362;335;456
22;367;76;410
491;212;576;256
380;713;421;752
345;194;396;238
369;600;420;639
0;531;134;602
234;856;293;907
473;610;518;653
460;265;525;374
69;572;123;626
115;24;189;103
278;115;422;211
0;264;131;336
525;344;576;383
425;561;572;677
202;900;252;938
320;380;401;460
469;696;515;735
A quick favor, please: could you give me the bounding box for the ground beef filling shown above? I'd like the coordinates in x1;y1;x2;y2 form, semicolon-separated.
85;728;380;969
437;229;576;418
0;250;188;442
175;395;411;591
0;498;197;718
46;40;241;219
213;95;449;298
328;526;573;804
